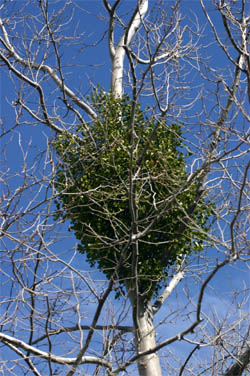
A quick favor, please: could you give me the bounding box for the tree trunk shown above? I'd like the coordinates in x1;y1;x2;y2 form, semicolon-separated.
110;0;148;98
129;292;162;376
223;347;250;376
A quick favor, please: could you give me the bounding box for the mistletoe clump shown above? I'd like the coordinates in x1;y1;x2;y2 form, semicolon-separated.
53;89;212;297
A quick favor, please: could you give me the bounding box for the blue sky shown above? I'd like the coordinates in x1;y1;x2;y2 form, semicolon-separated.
0;1;249;375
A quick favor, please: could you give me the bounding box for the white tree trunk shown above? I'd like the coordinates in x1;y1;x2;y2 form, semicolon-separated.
129;293;162;376
111;0;148;98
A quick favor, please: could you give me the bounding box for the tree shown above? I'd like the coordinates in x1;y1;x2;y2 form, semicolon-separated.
0;1;249;375
53;90;212;297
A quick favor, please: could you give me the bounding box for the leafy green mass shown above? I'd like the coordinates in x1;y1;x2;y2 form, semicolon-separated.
53;89;212;298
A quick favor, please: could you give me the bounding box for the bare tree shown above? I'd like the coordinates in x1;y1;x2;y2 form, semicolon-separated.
0;1;249;375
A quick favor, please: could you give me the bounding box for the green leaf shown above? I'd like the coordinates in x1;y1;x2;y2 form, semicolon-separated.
52;88;213;299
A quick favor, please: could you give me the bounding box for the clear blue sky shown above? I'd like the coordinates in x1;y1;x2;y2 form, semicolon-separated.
0;1;249;375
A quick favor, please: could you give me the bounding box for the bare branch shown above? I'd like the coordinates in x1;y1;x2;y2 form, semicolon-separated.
0;333;112;370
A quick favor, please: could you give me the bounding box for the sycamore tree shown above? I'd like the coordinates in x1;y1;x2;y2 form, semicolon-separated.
0;1;249;376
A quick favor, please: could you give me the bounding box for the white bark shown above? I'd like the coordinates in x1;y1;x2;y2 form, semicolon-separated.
0;333;112;370
153;270;184;313
1;1;249;374
136;305;162;376
129;293;162;376
0;19;97;120
110;0;148;97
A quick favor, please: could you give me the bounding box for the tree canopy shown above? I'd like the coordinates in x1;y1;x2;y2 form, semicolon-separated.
1;1;249;375
54;90;212;297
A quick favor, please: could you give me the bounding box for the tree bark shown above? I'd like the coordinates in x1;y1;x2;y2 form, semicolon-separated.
223;347;250;376
110;0;148;97
129;292;162;376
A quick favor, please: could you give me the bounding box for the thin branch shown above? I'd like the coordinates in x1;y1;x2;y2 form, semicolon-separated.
112;256;235;374
0;19;97;119
4;342;42;376
0;333;112;370
103;0;120;59
65;278;115;376
32;325;134;346
179;344;200;376
152;269;184;314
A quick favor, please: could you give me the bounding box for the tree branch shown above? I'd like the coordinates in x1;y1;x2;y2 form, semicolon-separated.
0;333;112;370
32;324;134;346
0;19;97;119
152;269;184;314
111;0;148;96
223;346;250;376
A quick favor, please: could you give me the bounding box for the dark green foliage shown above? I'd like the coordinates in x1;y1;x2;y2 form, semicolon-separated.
53;89;212;298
